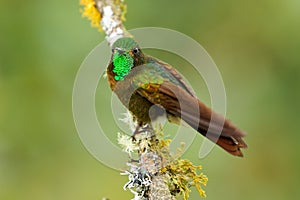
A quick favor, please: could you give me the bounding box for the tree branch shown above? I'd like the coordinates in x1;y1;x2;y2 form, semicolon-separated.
118;122;176;200
94;0;131;46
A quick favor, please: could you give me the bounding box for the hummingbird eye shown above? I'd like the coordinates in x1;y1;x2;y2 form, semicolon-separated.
132;48;139;54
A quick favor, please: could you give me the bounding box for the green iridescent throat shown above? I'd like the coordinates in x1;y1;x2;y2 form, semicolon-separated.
112;51;134;80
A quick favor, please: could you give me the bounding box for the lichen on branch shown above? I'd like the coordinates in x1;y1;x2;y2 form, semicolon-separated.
118;113;208;200
80;0;129;45
80;0;102;31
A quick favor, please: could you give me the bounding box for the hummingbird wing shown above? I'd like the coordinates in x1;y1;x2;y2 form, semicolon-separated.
147;56;197;97
133;62;247;157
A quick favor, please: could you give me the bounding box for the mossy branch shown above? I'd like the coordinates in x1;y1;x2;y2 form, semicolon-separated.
118;112;207;200
80;0;130;45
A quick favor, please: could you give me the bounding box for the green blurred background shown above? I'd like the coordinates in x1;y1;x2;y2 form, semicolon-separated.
1;0;300;199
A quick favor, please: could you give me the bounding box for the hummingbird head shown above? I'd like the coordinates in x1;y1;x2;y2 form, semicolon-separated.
111;37;145;81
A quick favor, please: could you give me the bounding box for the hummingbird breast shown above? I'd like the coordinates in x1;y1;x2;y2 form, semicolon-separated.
107;63;156;124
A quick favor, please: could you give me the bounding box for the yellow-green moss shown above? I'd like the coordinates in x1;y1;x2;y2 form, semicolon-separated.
80;0;127;32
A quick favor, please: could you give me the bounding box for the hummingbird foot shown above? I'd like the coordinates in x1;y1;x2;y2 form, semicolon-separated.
131;123;155;142
131;122;143;141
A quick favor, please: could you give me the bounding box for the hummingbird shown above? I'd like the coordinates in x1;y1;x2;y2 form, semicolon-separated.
106;37;247;157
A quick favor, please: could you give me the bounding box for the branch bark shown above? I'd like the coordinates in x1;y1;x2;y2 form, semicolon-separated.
94;0;131;46
119;123;176;200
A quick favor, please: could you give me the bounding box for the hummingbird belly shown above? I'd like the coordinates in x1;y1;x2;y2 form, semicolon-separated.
128;92;153;123
128;92;168;124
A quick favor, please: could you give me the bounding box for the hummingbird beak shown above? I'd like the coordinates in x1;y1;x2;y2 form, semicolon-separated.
116;48;125;55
